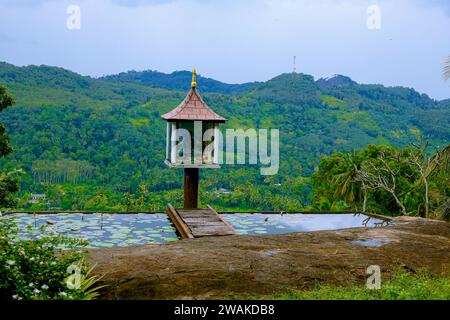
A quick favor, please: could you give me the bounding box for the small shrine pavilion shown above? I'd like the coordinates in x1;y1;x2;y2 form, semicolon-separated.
161;69;226;208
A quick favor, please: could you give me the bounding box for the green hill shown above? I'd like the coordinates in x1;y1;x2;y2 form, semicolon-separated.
0;61;448;211
101;69;256;94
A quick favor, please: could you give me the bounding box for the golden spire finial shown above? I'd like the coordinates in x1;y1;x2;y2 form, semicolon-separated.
191;68;197;88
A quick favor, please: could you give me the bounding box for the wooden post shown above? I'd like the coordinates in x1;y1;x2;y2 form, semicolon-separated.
184;168;199;208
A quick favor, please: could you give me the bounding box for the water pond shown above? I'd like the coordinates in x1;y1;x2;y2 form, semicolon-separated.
2;213;178;248
221;213;389;235
1;212;390;248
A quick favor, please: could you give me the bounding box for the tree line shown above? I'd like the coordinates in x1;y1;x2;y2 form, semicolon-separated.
312;140;449;220
31;159;94;184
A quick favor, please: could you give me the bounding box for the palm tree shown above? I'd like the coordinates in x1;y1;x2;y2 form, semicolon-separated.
444;55;450;80
332;151;365;211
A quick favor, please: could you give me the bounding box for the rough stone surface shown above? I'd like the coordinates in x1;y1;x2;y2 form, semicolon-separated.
87;217;450;299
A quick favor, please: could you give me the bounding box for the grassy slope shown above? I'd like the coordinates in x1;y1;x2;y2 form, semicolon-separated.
271;271;450;300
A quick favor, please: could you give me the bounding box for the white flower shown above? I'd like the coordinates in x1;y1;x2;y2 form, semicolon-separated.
33;289;40;294
6;260;15;266
29;283;34;287
29;257;35;261
50;261;56;266
12;294;18;300
41;284;49;290
59;292;67;297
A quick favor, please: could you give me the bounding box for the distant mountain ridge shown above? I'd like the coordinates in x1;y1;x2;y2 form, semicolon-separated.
101;68;444;107
0;61;445;103
100;69;257;94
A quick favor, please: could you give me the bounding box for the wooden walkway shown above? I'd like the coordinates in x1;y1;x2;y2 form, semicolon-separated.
166;204;238;239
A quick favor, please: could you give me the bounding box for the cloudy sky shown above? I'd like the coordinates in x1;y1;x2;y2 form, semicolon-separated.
0;0;449;99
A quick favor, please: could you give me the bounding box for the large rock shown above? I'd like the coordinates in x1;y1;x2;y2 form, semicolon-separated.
88;217;450;299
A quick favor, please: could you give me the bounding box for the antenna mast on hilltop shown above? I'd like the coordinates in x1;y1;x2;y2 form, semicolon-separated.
293;56;297;73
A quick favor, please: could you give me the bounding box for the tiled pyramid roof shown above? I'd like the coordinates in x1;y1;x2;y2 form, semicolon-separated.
161;70;226;122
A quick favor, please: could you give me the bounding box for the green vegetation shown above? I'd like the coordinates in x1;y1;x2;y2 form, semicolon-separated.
0;218;103;300
0;84;20;208
103;69;256;94
312;142;449;219
271;270;450;300
0;62;448;215
0;85;104;300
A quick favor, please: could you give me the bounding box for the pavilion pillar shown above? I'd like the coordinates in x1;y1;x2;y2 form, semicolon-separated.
184;168;199;208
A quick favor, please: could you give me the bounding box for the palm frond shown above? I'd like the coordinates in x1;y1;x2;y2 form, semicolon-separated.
77;262;108;300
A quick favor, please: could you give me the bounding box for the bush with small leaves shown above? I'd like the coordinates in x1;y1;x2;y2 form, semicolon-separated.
0;217;103;300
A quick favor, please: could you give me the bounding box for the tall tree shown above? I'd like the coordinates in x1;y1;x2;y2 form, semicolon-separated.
426;144;450;220
355;149;408;215
332;151;365;211
406;136;444;218
0;85;19;208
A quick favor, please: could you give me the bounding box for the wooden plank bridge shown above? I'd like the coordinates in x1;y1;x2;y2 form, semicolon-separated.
166;204;238;239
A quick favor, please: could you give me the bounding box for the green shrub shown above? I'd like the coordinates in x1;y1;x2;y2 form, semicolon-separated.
0;217;103;300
